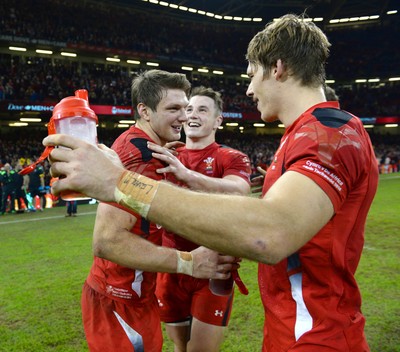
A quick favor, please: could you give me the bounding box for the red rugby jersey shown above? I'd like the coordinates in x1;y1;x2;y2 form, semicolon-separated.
86;126;165;304
162;142;251;251
260;102;378;351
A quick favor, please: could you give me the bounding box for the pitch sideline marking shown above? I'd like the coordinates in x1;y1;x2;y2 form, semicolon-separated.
0;211;97;225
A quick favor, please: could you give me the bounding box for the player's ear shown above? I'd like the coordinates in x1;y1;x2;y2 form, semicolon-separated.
214;114;223;130
137;103;150;121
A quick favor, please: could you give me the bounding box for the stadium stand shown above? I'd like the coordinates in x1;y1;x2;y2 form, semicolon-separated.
0;0;399;215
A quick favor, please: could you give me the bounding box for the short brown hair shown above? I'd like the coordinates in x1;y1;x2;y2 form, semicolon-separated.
246;14;331;87
131;70;191;118
190;86;223;115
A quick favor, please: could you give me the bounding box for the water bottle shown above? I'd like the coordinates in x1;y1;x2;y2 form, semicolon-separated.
52;89;98;201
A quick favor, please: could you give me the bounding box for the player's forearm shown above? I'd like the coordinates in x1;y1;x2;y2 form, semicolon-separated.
93;230;180;273
113;171;278;263
182;171;249;195
147;182;282;264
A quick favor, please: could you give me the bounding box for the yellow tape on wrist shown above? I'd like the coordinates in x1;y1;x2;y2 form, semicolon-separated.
114;171;159;218
176;251;193;276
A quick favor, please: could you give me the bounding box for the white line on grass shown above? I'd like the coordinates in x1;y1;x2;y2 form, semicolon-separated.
0;211;97;225
380;175;400;180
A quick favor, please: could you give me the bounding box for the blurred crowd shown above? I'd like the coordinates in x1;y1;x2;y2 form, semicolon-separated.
1;130;399;215
0;0;399;215
0;53;399;116
0;0;399;115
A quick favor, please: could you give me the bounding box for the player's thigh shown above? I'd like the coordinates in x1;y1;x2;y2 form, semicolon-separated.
188;317;226;352
191;285;234;326
164;323;191;351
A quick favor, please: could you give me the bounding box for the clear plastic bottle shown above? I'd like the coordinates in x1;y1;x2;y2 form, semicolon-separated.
52;89;98;200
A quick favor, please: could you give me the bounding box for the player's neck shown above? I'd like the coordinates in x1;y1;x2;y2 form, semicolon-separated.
185;135;215;150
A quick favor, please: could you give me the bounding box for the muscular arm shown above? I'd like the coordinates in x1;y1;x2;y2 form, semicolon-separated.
92;195;235;279
146;170;334;264
44;135;334;264
148;143;250;194
93;202;177;272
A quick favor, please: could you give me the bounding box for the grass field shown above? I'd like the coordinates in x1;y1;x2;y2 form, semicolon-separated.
0;173;399;351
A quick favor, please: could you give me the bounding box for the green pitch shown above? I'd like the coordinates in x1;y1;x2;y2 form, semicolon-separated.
0;173;399;351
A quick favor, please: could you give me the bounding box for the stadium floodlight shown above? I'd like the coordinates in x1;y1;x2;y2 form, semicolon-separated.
36;49;53;55
355;79;367;83
226;122;238;127
20;118;42;122
387;10;397;15
206;12;214;17
9;46;27;52
224;16;233;20
117;124;129;128
188;8;197;13
198;10;206;15
363;125;374;129
215;15;222;20
179;6;188;11
329;19;340;23
61;52;77;57
253;18;262;22
243;18;252;22
368;78;380;83
159;1;168;6
149;0;158;4
370;15;379;19
253;123;265;127
9;122;28;127
313;17;323;22
127;60;140;64
147;62;159;66
119;120;135;124
106;57;120;62
181;66;193;71
233;16;243;21
169;3;178;8
198;68;209;73
218;126;224;130
389;77;400;81
278;124;285;128
241;74;249;78
385;124;398;128
213;70;223;75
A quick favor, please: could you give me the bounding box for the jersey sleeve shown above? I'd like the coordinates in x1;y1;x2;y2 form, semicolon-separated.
284;121;368;212
220;148;252;184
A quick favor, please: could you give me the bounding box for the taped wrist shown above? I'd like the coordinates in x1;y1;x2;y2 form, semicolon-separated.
176;251;193;276
114;170;159;218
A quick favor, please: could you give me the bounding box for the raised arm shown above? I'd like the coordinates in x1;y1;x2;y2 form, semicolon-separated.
44;134;334;265
92;202;236;279
148;142;250;194
146;170;333;264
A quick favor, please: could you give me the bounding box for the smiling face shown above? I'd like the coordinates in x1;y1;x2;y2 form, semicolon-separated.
184;94;222;146
246;62;280;123
139;89;189;145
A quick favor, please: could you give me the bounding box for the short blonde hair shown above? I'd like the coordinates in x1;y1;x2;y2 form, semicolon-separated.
246;14;331;87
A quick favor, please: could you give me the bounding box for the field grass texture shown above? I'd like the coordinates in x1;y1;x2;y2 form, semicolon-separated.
0;173;399;351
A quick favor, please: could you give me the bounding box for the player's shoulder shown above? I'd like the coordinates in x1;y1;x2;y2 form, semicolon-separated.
310;107;356;128
217;144;247;157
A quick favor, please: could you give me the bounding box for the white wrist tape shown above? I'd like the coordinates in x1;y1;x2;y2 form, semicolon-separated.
176;251;193;276
114;171;159;218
